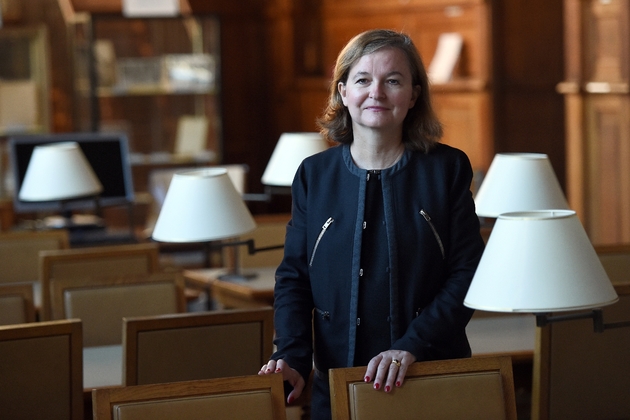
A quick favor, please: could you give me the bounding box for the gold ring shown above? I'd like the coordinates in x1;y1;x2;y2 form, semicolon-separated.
391;358;401;367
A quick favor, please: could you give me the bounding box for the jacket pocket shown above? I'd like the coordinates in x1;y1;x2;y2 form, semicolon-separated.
314;307;331;321
420;209;445;260
309;217;334;267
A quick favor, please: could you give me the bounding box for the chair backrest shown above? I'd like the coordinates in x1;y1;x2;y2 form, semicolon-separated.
93;374;287;420
596;243;630;284
0;283;36;325
532;283;630;420
329;356;517;420
50;272;186;347
39;242;160;320
123;307;274;385
223;213;289;270
0;230;69;307
0;319;83;420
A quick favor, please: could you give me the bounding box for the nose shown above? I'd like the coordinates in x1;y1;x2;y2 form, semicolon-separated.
369;82;385;99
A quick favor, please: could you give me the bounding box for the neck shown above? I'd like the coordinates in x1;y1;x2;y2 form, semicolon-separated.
350;139;405;170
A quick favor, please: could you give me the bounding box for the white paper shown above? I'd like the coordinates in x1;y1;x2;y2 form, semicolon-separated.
122;0;180;18
428;33;464;84
0;80;39;132
174;115;209;156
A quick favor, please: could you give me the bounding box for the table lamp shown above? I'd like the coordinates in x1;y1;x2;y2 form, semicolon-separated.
474;153;569;218
244;132;329;201
18;141;103;228
464;210;629;332
151;167;283;276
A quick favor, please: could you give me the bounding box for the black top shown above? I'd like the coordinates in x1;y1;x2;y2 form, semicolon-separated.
354;170;391;366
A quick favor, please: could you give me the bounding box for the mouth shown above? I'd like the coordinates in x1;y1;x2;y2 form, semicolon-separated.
365;106;389;112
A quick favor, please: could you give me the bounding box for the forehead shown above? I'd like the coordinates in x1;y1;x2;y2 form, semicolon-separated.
348;47;412;76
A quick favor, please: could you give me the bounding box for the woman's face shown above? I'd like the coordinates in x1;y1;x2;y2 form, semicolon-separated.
338;47;419;135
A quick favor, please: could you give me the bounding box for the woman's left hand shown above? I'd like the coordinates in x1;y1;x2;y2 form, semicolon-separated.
364;350;416;392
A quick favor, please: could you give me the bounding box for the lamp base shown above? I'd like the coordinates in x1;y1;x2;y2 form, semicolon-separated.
44;214;104;230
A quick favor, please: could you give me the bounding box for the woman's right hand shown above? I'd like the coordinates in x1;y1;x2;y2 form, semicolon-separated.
258;359;305;404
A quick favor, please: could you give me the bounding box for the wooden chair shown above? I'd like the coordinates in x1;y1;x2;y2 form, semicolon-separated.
329;356;518;420
0;229;69;308
49;272;186;347
92;374;287;420
595;243;630;285
531;283;630;420
0;283;36;325
123;307;273;385
224;213;290;270
38;242;160;320
0;319;83;420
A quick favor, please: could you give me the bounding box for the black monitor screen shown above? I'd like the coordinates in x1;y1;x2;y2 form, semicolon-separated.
8;132;135;213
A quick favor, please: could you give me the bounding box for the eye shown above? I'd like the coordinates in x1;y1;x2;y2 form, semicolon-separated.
387;79;401;85
355;78;369;85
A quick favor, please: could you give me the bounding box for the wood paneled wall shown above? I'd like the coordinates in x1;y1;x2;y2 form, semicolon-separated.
264;0;565;186
7;0;566;216
559;0;630;245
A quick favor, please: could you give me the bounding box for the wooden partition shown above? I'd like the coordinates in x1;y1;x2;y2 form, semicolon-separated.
559;0;630;245
532;245;630;419
532;283;630;420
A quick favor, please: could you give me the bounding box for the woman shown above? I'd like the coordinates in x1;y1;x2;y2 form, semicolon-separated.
259;29;485;419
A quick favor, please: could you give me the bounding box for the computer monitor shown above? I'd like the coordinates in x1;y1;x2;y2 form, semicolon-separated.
8;132;135;214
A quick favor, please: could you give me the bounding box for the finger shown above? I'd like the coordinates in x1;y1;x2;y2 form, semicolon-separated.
373;358;392;390
287;374;305;404
259;360;277;374
395;351;416;387
275;358;289;373
364;354;383;383
395;361;409;388
383;358;402;392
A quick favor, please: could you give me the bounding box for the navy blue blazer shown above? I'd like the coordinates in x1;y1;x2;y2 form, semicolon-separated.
271;143;485;383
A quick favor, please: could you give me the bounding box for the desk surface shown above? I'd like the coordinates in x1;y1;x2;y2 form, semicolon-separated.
184;266;536;357
467;314;535;358
184;266;276;309
184;266;276;290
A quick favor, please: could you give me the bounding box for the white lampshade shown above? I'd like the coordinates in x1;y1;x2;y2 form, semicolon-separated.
261;132;328;187
464;210;619;313
19;142;103;201
152;168;256;243
474;153;569;217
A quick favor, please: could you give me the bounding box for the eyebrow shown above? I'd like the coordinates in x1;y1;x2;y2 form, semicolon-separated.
351;70;405;80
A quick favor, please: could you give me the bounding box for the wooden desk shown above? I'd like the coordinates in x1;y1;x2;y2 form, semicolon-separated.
184;266;536;360
467;314;535;361
183;266;276;309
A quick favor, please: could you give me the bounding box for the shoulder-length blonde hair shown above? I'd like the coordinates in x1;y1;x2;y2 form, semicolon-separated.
317;29;442;153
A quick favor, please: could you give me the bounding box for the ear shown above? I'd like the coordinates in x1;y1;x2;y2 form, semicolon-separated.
409;85;421;109
338;82;348;106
